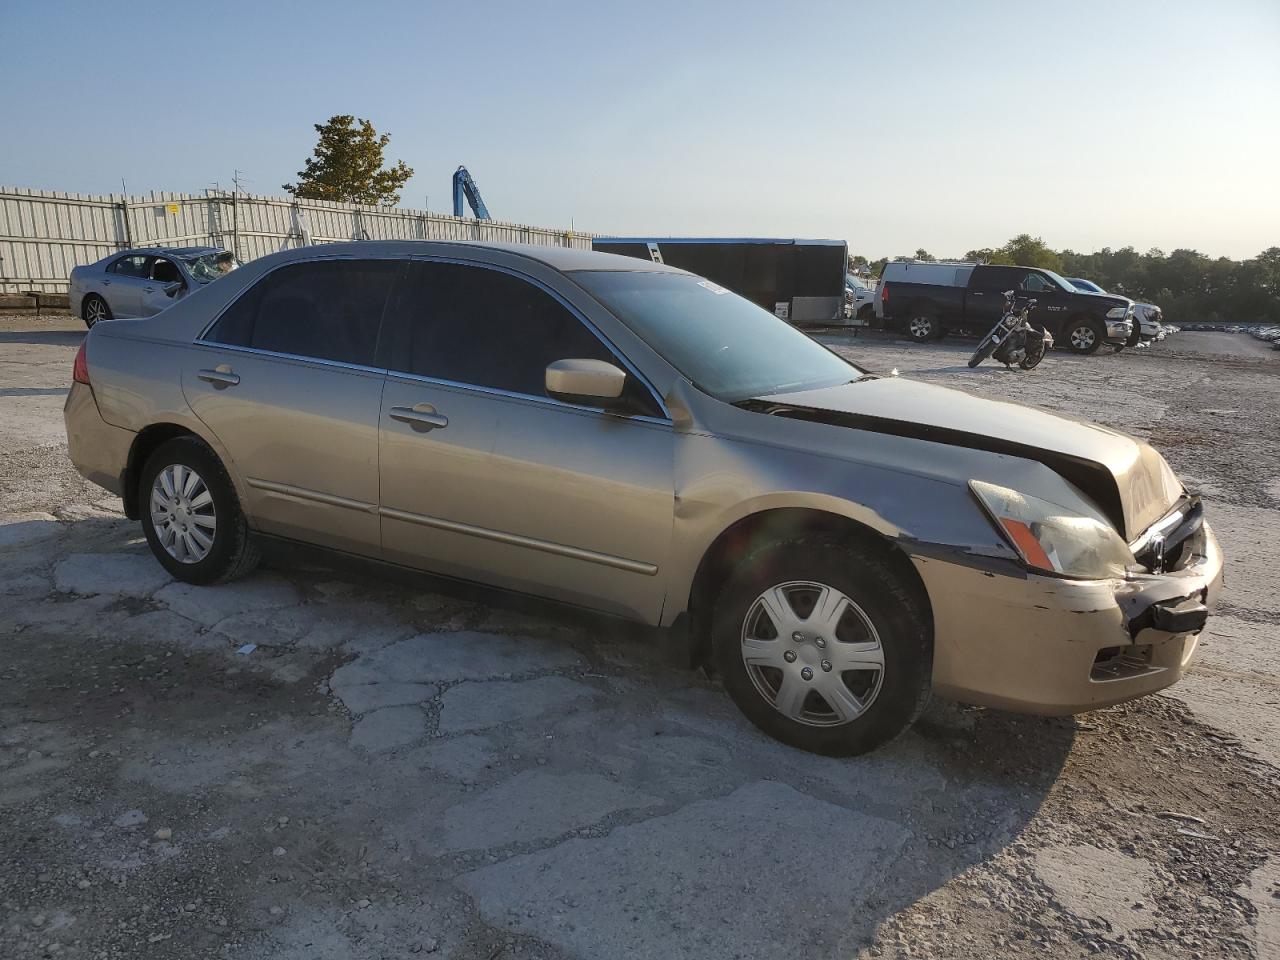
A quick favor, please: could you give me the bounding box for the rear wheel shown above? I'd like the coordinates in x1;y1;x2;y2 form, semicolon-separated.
907;314;940;342
711;534;932;756
1065;317;1104;354
139;436;259;585
82;294;111;328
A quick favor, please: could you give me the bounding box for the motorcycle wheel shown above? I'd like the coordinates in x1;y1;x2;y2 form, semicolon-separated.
968;332;1000;369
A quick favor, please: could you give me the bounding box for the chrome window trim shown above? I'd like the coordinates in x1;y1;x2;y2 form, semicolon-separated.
194;251;672;423
190;340;389;377
383;367;672;428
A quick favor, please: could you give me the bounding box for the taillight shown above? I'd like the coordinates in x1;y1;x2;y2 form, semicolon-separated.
73;340;90;385
881;284;889;302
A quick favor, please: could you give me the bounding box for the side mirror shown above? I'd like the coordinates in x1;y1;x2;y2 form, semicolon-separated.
545;358;627;407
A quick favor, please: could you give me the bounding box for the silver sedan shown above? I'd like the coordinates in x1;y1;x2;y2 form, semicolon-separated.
63;241;1222;755
69;246;239;328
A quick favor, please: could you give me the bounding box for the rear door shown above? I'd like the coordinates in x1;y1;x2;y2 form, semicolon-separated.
103;254;151;317
183;257;400;556
965;265;1022;330
376;259;674;622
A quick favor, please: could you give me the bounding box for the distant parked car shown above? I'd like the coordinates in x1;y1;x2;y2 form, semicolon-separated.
844;275;875;321
1067;278;1164;343
69;247;241;328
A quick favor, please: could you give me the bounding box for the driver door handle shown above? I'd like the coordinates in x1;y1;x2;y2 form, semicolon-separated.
389;404;448;431
197;367;240;388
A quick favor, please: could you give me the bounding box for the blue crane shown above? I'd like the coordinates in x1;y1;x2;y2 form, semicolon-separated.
452;166;491;220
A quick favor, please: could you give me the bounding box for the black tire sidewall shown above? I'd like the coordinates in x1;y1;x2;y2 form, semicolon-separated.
711;538;932;756
139;437;245;585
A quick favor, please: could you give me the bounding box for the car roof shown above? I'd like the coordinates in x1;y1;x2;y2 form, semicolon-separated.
239;240;690;275
111;246;223;258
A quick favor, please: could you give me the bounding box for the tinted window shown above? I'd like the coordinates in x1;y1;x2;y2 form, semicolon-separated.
1021;272;1054;293
573;270;860;402
969;265;1022;290
110;255;149;278
387;262;649;406
207;259;397;366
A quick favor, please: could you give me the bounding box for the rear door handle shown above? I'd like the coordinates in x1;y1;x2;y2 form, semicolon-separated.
197;367;240;388
389;404;448;431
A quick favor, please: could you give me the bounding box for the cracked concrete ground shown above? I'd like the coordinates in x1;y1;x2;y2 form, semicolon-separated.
1;313;1278;959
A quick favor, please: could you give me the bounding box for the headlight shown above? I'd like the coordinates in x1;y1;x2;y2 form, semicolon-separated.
970;480;1133;579
1106;306;1131;319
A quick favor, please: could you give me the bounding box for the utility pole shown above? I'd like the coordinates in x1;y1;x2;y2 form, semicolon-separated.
231;170;249;260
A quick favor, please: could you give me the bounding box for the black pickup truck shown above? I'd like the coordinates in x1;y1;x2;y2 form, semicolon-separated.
877;261;1137;354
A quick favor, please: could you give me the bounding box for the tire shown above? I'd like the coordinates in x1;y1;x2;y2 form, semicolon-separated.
139;436;259;585
968;331;1000;368
1064;317;1104;355
82;294;111;328
711;534;932;756
906;314;939;342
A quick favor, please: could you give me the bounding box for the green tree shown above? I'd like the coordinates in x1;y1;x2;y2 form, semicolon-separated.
913;248;937;262
284;115;413;206
996;234;1063;272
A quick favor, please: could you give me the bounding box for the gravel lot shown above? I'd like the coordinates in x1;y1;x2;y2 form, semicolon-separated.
2;314;1278;960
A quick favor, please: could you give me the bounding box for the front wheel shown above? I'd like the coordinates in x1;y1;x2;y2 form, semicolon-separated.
968;330;1001;368
139;436;259;585
1065;318;1104;355
711;535;932;756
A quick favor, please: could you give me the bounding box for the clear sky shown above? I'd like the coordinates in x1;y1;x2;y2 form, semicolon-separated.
2;0;1277;259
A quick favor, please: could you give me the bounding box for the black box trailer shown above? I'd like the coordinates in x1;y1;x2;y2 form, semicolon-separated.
590;237;849;326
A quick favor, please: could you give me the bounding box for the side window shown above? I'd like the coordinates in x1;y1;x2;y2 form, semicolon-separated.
1021;273;1053;293
151;258;180;283
206;259;398;367
388;261;658;413
970;266;1020;290
110;255;149;278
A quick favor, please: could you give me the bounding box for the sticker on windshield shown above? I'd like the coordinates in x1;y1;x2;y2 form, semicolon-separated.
698;279;730;295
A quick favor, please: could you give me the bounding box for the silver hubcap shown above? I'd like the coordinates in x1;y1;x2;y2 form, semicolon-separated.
150;464;216;564
740;581;885;727
909;317;932;338
1070;326;1096;349
86;299;105;323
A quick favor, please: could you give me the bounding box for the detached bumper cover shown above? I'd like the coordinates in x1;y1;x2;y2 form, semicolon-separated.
911;522;1223;715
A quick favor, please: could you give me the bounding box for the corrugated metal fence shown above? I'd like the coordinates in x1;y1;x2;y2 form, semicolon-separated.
0;186;590;293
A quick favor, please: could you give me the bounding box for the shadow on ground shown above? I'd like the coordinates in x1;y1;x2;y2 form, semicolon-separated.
0;513;1077;959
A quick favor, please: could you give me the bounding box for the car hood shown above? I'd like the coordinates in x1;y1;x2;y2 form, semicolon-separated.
755;376;1183;540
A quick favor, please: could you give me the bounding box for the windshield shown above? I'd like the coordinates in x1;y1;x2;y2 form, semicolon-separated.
573;271;862;402
184;252;242;284
846;275;870;291
1068;277;1103;293
1039;268;1077;291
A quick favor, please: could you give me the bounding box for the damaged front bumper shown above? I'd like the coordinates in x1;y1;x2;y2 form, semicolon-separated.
910;521;1223;715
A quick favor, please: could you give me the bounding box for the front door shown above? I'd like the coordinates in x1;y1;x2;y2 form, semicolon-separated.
141;256;186;316
183;257;400;556
1018;270;1072;336
377;259;675;622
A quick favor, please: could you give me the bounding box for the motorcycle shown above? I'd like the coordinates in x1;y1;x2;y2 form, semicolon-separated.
968;291;1053;370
